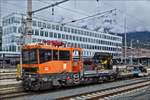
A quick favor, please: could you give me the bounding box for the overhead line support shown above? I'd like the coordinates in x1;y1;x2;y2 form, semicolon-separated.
31;0;69;14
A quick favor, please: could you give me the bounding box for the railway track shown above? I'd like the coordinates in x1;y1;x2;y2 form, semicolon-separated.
0;68;17;80
0;85;28;100
57;78;150;100
0;69;26;99
0;77;149;100
0;73;16;80
0;68;16;73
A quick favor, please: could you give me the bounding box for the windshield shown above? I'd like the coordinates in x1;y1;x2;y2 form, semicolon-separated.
39;49;70;63
22;49;37;64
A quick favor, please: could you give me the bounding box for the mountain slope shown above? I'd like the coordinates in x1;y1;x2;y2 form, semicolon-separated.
120;31;150;49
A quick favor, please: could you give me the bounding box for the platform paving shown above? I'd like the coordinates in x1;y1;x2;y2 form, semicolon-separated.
0;79;21;86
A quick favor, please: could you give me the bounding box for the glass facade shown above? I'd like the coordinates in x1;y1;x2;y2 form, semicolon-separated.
2;13;122;57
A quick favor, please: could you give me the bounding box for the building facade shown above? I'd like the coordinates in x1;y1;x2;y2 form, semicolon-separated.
2;13;122;57
126;48;150;58
0;26;2;51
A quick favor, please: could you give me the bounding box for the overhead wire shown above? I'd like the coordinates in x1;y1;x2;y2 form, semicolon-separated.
32;0;134;33
3;0;147;33
1;1;26;16
36;0;150;33
37;0;76;22
37;0;119;33
1;1;26;10
37;0;92;23
62;8;116;25
2;0;150;2
37;0;90;16
100;0;149;31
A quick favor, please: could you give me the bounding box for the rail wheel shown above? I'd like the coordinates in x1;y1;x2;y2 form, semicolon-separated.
32;82;40;91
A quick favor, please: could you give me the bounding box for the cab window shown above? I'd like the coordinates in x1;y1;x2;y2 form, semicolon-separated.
39;49;52;63
22;49;37;64
59;50;70;60
53;50;58;60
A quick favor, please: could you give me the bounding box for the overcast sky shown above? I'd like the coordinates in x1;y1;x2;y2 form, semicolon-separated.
1;0;150;33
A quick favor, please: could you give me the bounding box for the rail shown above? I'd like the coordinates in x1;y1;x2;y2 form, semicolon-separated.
0;77;149;100
57;78;150;100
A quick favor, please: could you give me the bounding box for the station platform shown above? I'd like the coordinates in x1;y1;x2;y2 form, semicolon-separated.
0;79;21;86
0;68;16;73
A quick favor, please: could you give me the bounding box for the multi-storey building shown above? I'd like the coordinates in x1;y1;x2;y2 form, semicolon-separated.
2;13;122;58
0;26;2;51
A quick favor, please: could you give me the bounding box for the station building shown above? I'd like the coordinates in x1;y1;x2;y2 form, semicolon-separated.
2;13;122;58
0;26;2;51
126;48;150;58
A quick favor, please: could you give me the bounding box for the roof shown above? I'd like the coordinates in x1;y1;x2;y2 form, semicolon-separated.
22;43;82;51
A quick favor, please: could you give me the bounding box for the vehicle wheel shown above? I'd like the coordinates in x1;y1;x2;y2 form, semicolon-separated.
32;83;40;91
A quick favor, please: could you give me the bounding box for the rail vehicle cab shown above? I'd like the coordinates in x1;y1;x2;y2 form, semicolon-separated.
21;41;82;90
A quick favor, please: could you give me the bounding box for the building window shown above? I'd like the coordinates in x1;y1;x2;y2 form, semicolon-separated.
81;31;83;35
78;30;80;35
85;38;87;42
32;38;36;43
32;20;37;26
32;29;34;35
58;33;61;38
49;32;53;37
43;23;46;28
35;29;39;36
14;17;20;24
76;36;79;41
80;37;82;41
66;35;68;40
71;28;75;33
45;31;48;37
78;44;80;48
83;31;86;35
38;21;42;27
83;38;85;42
47;24;51;29
54;33;57;38
40;31;44;36
52;25;56;30
60;26;63;31
67;28;70;32
62;34;65;39
13;26;17;33
87;32;89;36
75;29;77;34
12;45;16;52
69;35;72;40
2;20;5;26
18;27;22;33
56;25;59;30
64;27;67;32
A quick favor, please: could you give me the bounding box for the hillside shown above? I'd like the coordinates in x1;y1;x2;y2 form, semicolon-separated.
120;31;150;49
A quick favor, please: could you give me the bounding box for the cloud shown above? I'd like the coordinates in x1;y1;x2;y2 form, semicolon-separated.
1;0;150;33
